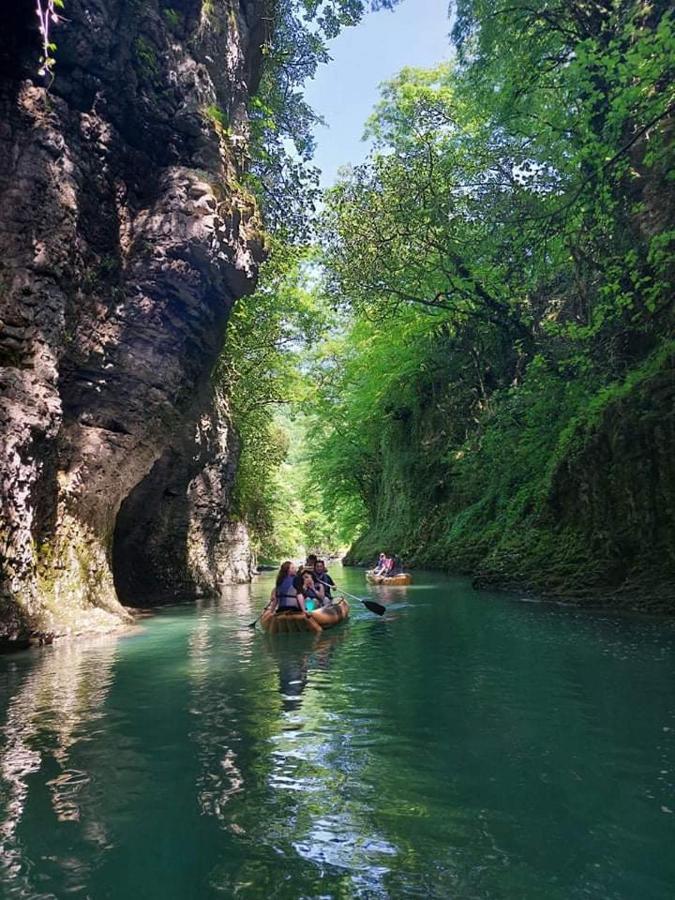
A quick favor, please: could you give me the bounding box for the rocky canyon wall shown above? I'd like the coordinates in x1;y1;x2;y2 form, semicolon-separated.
0;0;265;641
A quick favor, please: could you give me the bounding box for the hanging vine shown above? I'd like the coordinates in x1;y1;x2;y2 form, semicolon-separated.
35;0;64;79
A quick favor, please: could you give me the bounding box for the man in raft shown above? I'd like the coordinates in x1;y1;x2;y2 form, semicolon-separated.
301;553;318;575
314;559;335;603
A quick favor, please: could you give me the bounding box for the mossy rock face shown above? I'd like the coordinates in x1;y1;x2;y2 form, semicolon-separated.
32;516;131;638
348;344;675;612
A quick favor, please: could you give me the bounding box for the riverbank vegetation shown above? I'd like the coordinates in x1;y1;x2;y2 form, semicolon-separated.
227;1;674;601
216;243;339;558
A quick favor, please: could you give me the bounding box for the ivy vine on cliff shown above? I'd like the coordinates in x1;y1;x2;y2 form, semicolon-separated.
35;0;64;77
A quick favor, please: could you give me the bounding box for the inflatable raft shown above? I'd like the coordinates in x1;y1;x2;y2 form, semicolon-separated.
365;571;412;586
261;598;350;635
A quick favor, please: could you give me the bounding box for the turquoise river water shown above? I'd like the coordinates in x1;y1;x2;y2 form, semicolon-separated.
1;569;674;899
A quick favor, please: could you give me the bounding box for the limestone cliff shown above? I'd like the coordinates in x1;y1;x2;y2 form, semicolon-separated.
0;0;265;641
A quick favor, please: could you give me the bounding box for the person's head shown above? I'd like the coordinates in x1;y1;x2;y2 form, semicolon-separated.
276;560;297;586
305;553;318;569
315;560;326;575
378;552;385;560
302;570;314;587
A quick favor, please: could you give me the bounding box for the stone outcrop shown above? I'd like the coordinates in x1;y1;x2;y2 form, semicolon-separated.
0;0;265;641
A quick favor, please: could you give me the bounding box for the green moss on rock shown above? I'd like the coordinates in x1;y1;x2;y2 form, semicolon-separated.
348;343;675;612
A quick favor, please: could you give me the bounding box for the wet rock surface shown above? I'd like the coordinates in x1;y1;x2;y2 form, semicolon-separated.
0;1;265;640
113;389;254;606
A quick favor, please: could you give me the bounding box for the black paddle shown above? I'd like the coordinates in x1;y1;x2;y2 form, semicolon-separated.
248;600;272;629
329;584;386;616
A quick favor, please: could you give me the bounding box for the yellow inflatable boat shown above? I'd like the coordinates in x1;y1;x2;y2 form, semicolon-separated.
365;571;412;586
261;598;350;635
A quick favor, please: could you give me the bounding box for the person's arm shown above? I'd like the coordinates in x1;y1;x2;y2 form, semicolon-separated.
315;582;326;602
268;588;279;613
297;592;308;614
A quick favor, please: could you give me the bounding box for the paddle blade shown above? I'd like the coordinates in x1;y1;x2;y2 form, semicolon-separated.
361;599;386;616
249;603;272;628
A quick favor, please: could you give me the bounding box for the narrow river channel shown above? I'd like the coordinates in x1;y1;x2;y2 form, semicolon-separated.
1;569;674;898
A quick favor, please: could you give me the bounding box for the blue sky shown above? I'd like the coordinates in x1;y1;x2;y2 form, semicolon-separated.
305;0;453;187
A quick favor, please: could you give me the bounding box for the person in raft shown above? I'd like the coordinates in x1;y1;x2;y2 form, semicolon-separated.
300;553;318;578
379;555;394;575
386;555;403;576
269;561;311;616
314;559;335;603
373;552;386;574
292;553;317;594
300;569;326;613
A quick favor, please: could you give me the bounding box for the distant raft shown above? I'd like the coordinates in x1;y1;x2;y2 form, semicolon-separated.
261;598;350;635
365;571;412;586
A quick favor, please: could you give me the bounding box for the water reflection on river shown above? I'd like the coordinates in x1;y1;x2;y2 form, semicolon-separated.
0;635;118;894
1;569;674;898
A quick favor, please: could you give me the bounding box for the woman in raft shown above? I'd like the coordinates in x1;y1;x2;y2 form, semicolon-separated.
268;561;325;616
373;552;387;575
269;561;307;616
300;569;326;612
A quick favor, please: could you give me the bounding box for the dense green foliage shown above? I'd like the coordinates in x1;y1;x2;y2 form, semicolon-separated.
216;244;342;558
221;0;402;558
221;0;673;593
247;0;398;240
307;1;674;596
